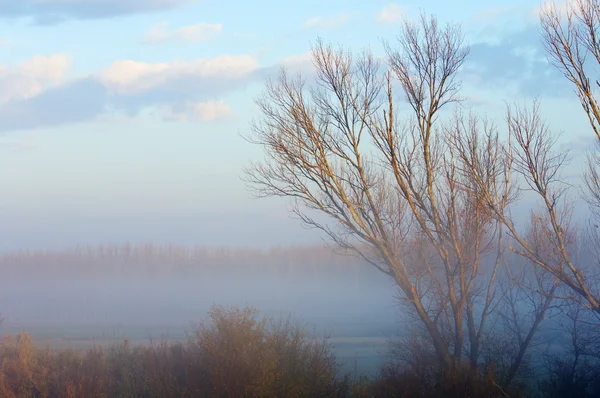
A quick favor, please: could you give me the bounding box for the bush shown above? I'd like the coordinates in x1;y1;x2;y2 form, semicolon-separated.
538;356;600;398
352;361;525;398
0;306;350;398
346;334;528;398
187;305;349;397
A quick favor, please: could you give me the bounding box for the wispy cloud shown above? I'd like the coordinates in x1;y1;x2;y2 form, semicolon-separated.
280;51;313;75
0;0;198;24
0;53;71;104
0;53;262;132
377;3;405;24
98;55;259;95
142;22;222;44
162;100;234;122
303;14;348;29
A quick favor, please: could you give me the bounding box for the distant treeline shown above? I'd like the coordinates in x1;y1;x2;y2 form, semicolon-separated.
0;242;395;327
0;243;383;282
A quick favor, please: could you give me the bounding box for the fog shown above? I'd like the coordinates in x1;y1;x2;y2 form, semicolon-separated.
0;241;589;383
0;212;322;251
0;244;401;376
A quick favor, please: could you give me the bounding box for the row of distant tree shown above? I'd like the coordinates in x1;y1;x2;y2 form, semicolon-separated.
0;242;380;280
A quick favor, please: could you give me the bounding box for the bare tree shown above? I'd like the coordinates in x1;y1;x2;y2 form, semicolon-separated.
464;0;600;317
541;0;600;225
494;252;561;385
243;13;546;383
541;0;600;142
466;97;600;316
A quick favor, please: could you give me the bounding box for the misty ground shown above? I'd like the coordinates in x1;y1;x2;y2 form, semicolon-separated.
0;244;402;377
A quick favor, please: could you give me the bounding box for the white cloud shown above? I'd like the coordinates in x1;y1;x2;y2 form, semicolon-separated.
0;50;329;131
19;53;71;81
99;54;259;95
163;100;234;122
281;52;314;75
0;53;71;104
377;3;405;24
303;14;348;29
0;52;262;132
143;22;222;44
99;61;169;93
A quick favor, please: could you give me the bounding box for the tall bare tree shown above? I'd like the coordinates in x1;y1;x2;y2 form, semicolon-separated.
466;0;600;317
244;14;547;382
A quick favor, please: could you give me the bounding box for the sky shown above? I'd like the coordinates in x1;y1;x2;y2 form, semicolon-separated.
0;0;593;250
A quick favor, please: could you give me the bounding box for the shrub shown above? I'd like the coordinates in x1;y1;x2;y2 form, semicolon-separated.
346;334;528;398
189;305;349;397
0;305;349;397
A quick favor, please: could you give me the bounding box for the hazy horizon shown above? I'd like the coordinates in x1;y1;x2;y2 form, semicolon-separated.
0;243;402;376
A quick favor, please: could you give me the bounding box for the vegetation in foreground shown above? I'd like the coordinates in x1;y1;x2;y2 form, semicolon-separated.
1;305;599;398
0;306;347;398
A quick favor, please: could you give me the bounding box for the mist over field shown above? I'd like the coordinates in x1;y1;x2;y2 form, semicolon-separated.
0;244;400;376
0;242;582;381
3;0;600;395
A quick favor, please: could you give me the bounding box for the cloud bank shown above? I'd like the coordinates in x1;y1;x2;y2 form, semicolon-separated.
0;16;578;134
0;53;262;132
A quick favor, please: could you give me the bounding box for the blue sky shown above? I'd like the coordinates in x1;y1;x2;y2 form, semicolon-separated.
0;0;592;249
